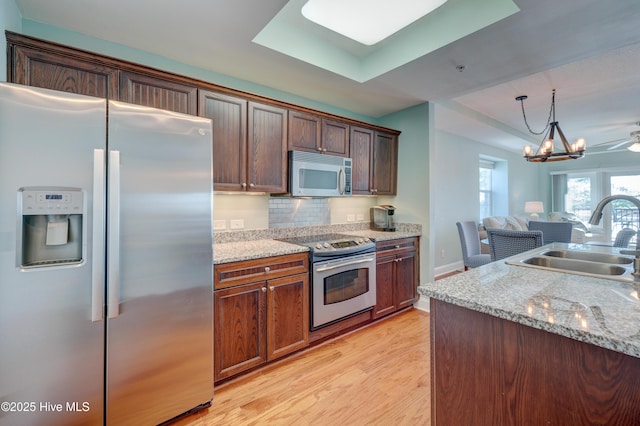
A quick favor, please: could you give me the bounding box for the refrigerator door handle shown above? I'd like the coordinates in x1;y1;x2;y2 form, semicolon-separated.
92;149;106;322
107;150;121;319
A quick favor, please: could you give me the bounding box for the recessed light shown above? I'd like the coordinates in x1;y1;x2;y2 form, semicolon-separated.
301;0;449;46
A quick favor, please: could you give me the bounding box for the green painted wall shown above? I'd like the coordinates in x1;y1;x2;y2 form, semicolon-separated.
378;102;431;283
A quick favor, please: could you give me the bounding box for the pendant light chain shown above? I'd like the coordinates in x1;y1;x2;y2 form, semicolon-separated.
518;89;555;136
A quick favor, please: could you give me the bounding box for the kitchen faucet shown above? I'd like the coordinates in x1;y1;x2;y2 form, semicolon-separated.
589;195;640;277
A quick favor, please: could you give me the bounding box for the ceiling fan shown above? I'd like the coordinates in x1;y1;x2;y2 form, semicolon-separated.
593;130;640;152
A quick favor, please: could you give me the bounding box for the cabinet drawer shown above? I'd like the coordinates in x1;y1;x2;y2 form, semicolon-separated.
375;237;418;254
215;253;309;290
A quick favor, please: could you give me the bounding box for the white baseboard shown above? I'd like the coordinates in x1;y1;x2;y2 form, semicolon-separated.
434;260;464;278
414;295;430;312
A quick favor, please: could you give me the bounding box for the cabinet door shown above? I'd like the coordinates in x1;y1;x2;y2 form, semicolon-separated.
322;119;350;157
373;132;397;195
248;102;288;193
199;90;247;191
350;126;374;195
10;45;118;99
373;254;396;319
395;250;417;310
214;282;267;381
120;71;197;114
289;110;321;153
267;273;309;361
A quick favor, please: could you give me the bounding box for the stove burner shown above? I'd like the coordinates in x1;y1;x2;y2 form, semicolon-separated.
278;233;375;259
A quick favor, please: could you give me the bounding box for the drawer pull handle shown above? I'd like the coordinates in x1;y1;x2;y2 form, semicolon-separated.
264;266;271;273
269;286;275;292
261;287;267;293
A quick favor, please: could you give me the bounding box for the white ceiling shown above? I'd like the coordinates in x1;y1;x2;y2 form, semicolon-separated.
13;0;640;153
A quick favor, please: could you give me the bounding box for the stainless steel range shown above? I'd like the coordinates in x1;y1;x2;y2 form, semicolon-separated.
280;233;376;330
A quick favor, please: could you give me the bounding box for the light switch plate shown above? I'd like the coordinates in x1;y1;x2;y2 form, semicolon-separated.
347;214;355;222
356;213;365;221
230;219;244;229
213;219;227;230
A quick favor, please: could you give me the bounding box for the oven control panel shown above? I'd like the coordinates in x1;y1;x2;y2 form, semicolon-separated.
314;237;373;255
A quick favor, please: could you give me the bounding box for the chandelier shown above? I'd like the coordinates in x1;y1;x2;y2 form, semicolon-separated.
516;89;586;162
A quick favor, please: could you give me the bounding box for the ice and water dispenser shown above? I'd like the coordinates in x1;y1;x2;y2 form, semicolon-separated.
19;187;85;268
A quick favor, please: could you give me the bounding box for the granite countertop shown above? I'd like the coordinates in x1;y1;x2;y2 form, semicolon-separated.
213;223;422;264
213;239;308;264
419;242;640;358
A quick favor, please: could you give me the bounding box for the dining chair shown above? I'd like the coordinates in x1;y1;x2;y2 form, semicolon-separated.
613;228;637;248
456;221;491;270
486;228;544;261
527;220;573;243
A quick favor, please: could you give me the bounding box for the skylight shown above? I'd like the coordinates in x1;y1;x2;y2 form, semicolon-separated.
301;0;449;45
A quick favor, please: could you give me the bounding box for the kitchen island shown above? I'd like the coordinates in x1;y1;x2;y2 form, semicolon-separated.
418;242;640;425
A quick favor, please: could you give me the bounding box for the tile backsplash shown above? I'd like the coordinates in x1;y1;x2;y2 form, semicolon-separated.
269;197;330;228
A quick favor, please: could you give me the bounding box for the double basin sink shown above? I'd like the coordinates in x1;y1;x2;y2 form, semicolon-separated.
506;245;638;283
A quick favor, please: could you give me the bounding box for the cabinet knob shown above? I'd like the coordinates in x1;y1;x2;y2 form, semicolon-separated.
269;286;275;292
261;287;267;292
371;188;378;193
241;182;247;188
323;148;327;152
398;257;403;262
395;245;400;249
249;183;255;188
264;266;271;273
317;147;323;152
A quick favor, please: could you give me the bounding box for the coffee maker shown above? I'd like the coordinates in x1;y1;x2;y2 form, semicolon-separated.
370;205;396;231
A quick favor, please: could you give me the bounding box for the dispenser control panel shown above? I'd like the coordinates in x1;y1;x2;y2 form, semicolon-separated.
21;189;84;215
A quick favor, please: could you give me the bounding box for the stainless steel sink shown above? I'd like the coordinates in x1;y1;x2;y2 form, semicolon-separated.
540;249;633;265
506;246;638;283
521;256;627;276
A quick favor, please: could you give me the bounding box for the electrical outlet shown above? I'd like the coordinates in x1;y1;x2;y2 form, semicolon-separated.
356;213;365;221
213;219;227;230
347;214;355;222
230;219;244;229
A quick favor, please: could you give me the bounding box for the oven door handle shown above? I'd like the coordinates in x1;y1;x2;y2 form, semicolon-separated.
315;257;375;272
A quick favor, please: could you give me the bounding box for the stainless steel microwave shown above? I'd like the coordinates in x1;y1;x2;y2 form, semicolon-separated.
289;150;352;197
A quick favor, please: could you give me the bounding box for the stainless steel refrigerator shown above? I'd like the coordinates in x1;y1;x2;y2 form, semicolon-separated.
0;82;214;425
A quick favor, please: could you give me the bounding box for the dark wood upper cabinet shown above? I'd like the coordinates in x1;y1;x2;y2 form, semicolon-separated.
120;71;197;114
321;118;349;157
248;102;288;193
9;43;118;99
198;90;248;191
288;110;321;153
6;31;399;195
372;131;397;195
350;126;374;194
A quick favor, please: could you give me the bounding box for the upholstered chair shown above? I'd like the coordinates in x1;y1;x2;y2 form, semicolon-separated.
486;228;544;261
456;221;491;270
614;228;637;248
527;220;573;244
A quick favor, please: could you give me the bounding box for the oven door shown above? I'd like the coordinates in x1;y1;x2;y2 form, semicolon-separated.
312;252;376;329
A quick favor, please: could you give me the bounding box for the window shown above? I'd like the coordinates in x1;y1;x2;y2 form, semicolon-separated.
552;170;639;244
479;160;494;218
566;175;593;222
610;174;640;241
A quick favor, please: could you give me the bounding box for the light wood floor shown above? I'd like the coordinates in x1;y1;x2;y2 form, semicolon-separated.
173;309;431;426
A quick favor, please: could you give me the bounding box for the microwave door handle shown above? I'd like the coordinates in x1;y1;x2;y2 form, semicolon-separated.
316;257;375;272
338;168;346;195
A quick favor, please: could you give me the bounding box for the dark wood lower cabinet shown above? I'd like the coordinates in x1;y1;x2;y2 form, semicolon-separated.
430;299;640;426
213;253;309;382
373;237;418;319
